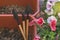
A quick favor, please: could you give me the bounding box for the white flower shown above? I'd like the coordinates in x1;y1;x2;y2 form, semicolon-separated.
48;0;56;2
45;9;53;15
47;0;57;6
47;16;57;24
57;0;60;2
58;13;60;18
46;1;52;10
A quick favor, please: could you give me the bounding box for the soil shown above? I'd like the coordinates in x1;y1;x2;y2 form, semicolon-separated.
0;28;32;40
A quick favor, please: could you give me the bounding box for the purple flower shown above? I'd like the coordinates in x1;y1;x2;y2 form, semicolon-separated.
48;0;56;2
46;2;52;10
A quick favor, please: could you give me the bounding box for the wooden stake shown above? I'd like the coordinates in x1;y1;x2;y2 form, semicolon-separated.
19;25;26;40
12;8;26;40
22;21;25;36
26;19;29;40
22;13;26;36
24;5;32;40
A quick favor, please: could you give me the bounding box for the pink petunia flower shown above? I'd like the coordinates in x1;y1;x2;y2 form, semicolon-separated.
33;35;40;40
29;20;35;26
47;16;57;31
50;20;56;31
37;17;45;26
29;16;45;27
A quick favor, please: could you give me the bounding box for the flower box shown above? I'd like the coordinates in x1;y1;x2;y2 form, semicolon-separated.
0;0;39;40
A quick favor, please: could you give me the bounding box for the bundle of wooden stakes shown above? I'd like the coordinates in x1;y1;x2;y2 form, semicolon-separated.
12;5;33;40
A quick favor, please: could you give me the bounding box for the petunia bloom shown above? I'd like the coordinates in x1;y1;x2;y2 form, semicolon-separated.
48;0;56;2
45;1;54;15
47;16;57;31
49;20;56;31
46;1;52;10
37;17;45;26
29;17;45;27
45;9;53;15
47;0;57;5
33;35;40;40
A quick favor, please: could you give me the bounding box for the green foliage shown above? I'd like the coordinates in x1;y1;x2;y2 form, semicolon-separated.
37;1;60;40
37;22;56;40
53;2;60;15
